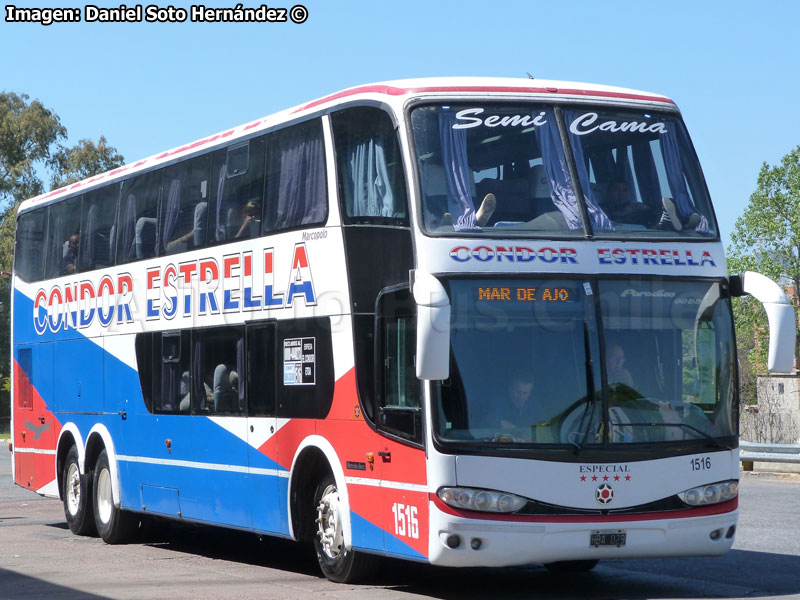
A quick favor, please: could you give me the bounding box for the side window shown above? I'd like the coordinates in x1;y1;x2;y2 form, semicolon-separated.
14;209;47;282
117;170;160;264
331;106;409;224
45;196;82;278
209;136;266;244
136;331;190;414
79;184;119;271
263;119;327;233
276;317;334;419
376;288;422;444
247;322;276;416
160;155;211;255
192;327;245;415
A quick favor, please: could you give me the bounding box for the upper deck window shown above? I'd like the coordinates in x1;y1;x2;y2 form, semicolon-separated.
411;104;584;236
410;104;716;240
566;108;716;238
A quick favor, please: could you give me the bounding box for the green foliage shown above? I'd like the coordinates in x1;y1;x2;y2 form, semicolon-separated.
50;136;125;190
0;91;66;208
0;91;125;419
727;145;800;395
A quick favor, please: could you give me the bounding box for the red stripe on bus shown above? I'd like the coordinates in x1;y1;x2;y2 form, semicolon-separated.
294;85;675;113
430;493;736;523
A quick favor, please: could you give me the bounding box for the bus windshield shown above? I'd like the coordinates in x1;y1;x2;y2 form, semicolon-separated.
434;278;736;448
411;104;716;238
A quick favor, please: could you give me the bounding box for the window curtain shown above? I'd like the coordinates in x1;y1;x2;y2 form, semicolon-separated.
118;194;137;263
438;111;477;230
631;142;661;210
347;138;397;217
214;164;228;242
236;337;245;412
272;127;326;230
161;178;182;246
160;360;178;412
192;336;205;411
659;129;709;233
81;204;97;271
564;111;614;231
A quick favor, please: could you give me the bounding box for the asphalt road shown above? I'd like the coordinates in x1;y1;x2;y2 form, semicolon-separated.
2;446;799;600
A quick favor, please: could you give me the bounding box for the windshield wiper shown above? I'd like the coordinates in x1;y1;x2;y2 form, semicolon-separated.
612;421;727;448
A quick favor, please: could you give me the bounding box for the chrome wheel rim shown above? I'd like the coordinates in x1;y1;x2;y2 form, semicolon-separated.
66;463;81;516
96;467;113;525
316;484;344;560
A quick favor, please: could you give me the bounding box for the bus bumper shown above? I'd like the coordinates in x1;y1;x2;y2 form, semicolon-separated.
427;501;737;567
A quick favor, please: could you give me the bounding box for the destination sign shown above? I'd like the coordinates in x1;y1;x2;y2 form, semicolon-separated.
476;286;572;302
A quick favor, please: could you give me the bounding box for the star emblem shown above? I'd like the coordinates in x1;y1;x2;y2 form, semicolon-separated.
625;475;631;481
602;475;609;481
595;483;614;505
591;475;598;482
614;475;620;482
580;475;587;482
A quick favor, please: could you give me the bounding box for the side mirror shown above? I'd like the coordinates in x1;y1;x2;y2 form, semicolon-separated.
737;271;796;374
412;270;450;380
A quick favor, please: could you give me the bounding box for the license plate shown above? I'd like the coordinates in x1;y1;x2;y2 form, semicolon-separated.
590;530;626;548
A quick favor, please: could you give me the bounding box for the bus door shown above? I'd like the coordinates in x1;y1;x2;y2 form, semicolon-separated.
13;344;57;494
375;292;429;559
245;321;282;533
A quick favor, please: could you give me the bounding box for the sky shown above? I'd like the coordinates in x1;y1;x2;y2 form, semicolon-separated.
2;0;799;249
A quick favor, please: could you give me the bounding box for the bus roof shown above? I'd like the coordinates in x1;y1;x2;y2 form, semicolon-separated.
18;77;675;215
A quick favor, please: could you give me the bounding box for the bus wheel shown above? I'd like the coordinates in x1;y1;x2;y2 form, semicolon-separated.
312;474;374;583
545;560;599;573
93;449;138;544
62;445;97;536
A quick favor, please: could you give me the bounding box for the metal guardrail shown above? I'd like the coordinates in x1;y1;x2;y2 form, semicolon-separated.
740;440;800;468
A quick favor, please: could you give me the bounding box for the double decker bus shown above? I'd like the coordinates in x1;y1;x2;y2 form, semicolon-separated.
10;78;795;582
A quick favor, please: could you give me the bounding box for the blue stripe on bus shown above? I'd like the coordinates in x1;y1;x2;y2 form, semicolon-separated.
350;512;426;560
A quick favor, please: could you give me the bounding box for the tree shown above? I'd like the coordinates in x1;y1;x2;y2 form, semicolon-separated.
727;146;800;437
0;91;66;209
49;136;125;190
0;91;125;421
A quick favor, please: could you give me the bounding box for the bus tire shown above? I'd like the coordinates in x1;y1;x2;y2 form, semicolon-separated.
93;449;138;544
545;559;599;573
312;473;374;583
62;445;97;536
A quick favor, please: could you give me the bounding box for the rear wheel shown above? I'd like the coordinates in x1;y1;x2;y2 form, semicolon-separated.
312;473;374;583
62;445;96;536
545;559;599;573
93;449;139;544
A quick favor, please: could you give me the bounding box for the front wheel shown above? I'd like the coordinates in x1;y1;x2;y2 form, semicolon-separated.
62;445;96;536
93;449;139;544
312;474;374;583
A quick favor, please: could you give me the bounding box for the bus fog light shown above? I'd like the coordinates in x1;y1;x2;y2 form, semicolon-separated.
726;525;736;539
677;480;738;506
446;534;461;549
709;528;722;540
470;537;482;550
437;487;527;513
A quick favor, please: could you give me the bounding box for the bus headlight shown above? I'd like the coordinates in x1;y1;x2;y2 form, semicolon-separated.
437;487;527;513
677;480;738;506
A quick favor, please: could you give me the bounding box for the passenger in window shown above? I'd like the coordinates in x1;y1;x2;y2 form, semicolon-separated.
166;202;208;251
600;179;655;225
213;364;238;412
606;343;634;387
60;233;80;275
234;201;261;239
